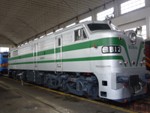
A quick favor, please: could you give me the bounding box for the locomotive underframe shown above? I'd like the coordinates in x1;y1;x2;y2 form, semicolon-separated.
9;68;148;103
9;69;99;99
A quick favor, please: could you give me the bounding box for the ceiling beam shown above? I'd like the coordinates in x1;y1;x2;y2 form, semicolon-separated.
0;34;17;46
18;0;114;45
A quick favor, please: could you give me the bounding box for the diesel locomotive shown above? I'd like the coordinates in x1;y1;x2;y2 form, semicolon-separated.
8;21;148;102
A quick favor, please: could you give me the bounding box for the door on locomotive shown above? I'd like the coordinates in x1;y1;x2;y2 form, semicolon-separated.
33;43;38;70
55;35;63;72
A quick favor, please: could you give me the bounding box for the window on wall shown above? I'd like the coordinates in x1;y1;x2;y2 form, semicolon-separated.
0;47;9;52
55;28;63;32
79;16;92;23
121;0;145;14
125;25;147;40
97;8;114;21
66;23;76;28
141;25;147;40
40;35;44;38
47;32;53;35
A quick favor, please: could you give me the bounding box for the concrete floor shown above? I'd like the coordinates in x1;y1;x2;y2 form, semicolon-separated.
0;77;131;113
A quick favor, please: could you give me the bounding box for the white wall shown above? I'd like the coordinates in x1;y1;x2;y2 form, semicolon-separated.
68;0;150;40
61;0;150;39
20;0;150;45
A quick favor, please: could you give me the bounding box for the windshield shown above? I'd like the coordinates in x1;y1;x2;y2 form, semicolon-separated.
87;23;111;31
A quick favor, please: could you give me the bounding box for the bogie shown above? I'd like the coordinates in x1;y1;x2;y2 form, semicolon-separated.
9;69;99;99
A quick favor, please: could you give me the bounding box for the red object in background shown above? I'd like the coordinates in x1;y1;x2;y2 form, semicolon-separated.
145;40;150;71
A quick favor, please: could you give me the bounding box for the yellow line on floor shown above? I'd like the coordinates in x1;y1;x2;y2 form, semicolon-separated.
4;77;137;113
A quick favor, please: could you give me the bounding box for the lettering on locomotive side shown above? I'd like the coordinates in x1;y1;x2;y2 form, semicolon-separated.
102;46;121;54
96;65;111;68
40;57;45;59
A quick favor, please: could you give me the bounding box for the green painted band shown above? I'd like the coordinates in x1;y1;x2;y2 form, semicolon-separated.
9;37;122;59
136;42;144;66
9;37;130;65
9;55;124;65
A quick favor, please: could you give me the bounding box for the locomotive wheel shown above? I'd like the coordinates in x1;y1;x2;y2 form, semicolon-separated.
47;75;59;89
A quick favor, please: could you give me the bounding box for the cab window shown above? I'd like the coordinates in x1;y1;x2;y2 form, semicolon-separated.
74;28;87;41
88;23;111;31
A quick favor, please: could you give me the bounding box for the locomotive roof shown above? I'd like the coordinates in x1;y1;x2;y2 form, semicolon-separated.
54;21;108;33
10;21;109;50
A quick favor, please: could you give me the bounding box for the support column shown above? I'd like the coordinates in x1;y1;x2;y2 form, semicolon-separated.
145;0;150;7
114;0;120;17
91;10;97;21
75;17;79;24
146;16;150;39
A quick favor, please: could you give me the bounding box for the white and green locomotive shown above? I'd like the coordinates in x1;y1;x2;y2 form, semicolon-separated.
9;21;148;102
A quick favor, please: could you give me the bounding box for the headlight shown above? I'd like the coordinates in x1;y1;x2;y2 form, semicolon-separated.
130;32;136;44
102;46;121;54
126;30;137;44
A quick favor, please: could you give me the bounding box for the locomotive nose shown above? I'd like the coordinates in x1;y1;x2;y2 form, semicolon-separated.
121;30;145;67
